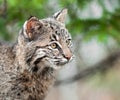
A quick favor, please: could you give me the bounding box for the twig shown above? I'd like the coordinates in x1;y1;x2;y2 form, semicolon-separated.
55;51;120;86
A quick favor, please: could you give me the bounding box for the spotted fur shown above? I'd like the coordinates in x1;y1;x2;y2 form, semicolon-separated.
0;9;73;100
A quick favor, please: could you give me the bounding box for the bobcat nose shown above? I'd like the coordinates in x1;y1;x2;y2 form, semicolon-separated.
62;46;72;61
63;53;72;60
65;54;71;60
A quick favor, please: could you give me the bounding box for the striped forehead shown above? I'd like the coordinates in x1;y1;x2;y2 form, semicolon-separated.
43;19;71;40
58;29;70;40
50;28;70;42
50;22;70;39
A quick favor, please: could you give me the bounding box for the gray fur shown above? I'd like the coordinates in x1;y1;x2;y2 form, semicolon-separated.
0;9;73;100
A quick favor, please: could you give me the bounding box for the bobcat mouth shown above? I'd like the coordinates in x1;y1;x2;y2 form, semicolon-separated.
55;56;73;66
56;62;68;66
54;60;69;66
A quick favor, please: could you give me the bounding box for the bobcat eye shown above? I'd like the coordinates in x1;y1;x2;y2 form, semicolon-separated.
50;43;57;49
66;39;71;45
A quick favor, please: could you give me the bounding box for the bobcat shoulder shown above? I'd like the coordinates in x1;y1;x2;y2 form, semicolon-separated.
0;9;73;100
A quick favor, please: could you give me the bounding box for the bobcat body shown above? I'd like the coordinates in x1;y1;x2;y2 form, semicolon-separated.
0;9;73;100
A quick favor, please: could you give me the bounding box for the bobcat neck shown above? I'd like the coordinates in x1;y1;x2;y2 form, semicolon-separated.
10;44;56;100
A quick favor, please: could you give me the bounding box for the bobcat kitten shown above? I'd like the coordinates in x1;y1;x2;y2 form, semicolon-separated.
0;9;73;100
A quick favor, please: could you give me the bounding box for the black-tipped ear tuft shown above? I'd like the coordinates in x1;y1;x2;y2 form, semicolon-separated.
53;8;68;23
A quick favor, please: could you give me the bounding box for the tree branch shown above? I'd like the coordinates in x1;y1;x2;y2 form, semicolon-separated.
55;51;120;86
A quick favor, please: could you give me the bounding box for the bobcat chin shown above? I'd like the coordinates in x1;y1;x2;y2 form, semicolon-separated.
0;9;73;100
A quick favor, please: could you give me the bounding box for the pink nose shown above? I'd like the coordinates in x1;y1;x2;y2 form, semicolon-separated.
64;54;72;60
63;47;72;60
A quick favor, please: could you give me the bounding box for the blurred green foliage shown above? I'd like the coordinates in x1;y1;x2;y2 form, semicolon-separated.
0;0;120;42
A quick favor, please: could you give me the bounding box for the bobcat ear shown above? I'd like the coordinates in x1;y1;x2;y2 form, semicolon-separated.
53;9;68;23
23;16;43;40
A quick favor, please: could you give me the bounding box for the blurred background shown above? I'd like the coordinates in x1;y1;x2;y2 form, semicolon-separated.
0;0;120;100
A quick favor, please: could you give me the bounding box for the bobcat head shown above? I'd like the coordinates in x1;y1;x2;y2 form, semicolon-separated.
17;9;73;70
